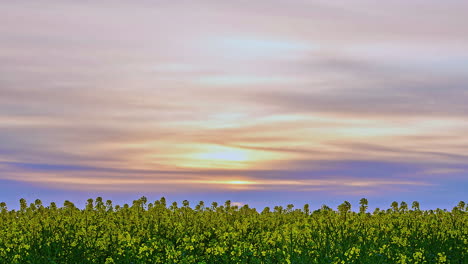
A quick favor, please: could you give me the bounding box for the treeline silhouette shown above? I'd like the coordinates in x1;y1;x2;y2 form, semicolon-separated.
0;197;466;263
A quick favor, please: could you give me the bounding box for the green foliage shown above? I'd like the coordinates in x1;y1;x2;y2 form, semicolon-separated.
0;198;466;263
359;198;368;214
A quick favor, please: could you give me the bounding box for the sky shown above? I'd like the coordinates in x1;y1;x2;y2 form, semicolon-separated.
1;0;467;210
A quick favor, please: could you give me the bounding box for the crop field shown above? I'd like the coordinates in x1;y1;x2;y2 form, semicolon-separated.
0;198;466;263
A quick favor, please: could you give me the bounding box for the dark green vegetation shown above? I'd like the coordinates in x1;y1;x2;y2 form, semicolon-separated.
0;198;466;264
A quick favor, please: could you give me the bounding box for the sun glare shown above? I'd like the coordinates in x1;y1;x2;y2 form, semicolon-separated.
178;145;254;169
226;180;255;185
196;148;249;162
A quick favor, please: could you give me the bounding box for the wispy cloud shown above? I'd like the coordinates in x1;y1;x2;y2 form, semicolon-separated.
0;0;467;206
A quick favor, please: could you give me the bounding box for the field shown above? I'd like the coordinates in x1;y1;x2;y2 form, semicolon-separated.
0;198;466;263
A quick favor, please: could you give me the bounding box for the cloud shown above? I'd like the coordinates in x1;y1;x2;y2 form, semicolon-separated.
0;159;450;190
230;64;468;118
0;0;467;206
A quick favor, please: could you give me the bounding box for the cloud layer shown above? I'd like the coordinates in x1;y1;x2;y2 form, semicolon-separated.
1;0;467;207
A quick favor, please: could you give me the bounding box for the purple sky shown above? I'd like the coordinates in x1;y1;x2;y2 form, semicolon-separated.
1;1;467;210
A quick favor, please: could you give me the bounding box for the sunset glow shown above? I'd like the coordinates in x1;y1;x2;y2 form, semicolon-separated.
1;0;467;209
190;146;251;167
